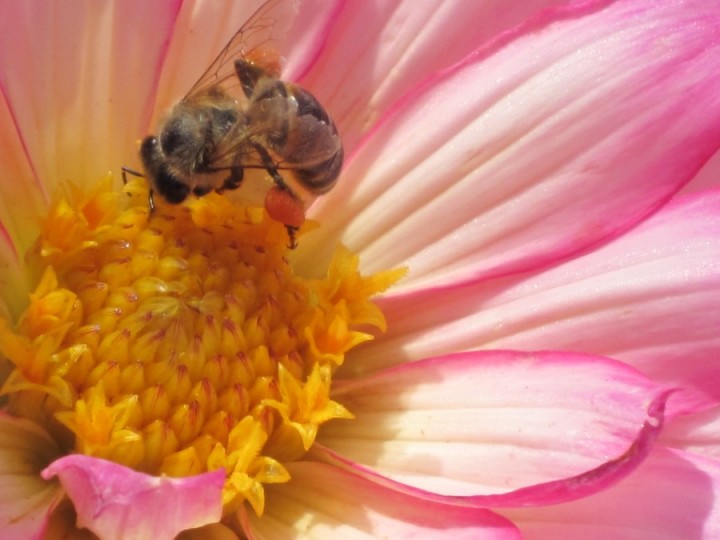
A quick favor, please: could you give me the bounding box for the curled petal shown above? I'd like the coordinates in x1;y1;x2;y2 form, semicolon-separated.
0;414;63;539
241;461;521;540
322;351;667;505
663;404;720;460
301;0;720;292
503;448;720;539
42;455;224;540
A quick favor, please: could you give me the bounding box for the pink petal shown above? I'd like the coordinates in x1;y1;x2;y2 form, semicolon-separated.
662;404;720;460
0;414;63;539
241;461;520;540
0;1;182;193
0;90;49;254
683;149;720;193
320;351;666;504
298;0;576;150
41;455;224;540
264;0;346;83
502;447;720;539
357;189;720;414
0;201;31;323
298;0;720;293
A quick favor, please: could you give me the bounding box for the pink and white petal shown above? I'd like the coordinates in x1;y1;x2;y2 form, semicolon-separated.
0;414;63;539
41;455;224;540
321;351;666;502
316;391;663;508
0;200;28;322
0;0;182;195
662;404;720;460
299;0;720;292
0;90;49;255
298;0;577;150
356;190;720;411
501;447;720;540
241;461;520;540
281;0;347;83
0;89;42;320
0;91;37;319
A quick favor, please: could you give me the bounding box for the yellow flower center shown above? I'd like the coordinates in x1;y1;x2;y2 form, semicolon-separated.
0;176;403;516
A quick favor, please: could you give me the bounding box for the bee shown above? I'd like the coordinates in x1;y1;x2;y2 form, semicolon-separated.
136;0;343;248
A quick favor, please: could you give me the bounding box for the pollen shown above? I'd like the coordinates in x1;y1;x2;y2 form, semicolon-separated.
0;175;403;516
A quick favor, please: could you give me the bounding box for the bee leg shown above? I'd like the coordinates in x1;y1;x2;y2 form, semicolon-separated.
217;167;244;193
267;168;288;193
148;189;156;215
121;167;154;216
285;225;299;250
251;143;290;192
120;166;154;214
251;143;301;249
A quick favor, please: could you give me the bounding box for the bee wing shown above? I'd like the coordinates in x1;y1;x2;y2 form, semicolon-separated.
184;0;285;101
200;120;273;171
204;98;342;173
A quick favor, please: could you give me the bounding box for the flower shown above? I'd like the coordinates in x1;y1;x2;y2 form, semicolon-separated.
1;0;719;539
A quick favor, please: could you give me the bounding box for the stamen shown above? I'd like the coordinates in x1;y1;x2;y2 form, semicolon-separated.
0;176;404;516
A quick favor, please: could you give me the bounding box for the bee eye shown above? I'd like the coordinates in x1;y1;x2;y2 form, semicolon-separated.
160;127;185;155
140;136;159;156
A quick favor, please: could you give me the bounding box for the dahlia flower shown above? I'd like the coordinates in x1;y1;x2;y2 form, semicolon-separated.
0;0;719;539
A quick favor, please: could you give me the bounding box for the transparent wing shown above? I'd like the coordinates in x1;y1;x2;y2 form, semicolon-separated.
204;98;342;174
184;0;285;101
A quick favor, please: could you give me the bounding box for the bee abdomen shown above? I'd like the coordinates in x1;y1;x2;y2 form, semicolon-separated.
285;87;343;193
296;146;344;194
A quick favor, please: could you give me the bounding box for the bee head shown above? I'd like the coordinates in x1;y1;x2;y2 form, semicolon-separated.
159;112;208;167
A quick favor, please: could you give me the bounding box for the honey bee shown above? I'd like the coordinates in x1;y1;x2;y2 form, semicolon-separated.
137;0;343;247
